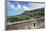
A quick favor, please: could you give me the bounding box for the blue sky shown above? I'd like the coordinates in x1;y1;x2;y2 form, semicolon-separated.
7;1;44;16
7;1;32;16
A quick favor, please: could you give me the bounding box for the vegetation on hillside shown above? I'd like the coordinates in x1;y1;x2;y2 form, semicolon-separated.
7;8;44;22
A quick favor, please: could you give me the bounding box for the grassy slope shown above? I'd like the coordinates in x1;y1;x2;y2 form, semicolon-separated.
7;8;44;22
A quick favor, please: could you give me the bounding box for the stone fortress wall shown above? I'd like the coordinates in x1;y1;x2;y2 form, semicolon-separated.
6;17;45;30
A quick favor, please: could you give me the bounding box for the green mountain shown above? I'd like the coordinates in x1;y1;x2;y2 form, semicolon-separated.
7;8;44;22
20;8;44;17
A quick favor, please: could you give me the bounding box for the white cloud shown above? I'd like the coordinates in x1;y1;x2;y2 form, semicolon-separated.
23;5;31;10
10;4;15;10
15;3;44;11
28;3;32;6
22;3;44;11
17;4;21;9
29;3;44;10
15;5;32;11
15;4;22;10
8;2;15;10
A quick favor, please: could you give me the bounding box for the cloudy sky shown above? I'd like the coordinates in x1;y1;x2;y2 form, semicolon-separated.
8;0;44;2
7;1;44;16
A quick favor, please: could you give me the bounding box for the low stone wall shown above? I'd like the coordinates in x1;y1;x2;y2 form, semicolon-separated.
6;17;45;30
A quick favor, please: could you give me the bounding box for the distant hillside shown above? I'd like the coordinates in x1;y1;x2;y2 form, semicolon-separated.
7;8;44;22
21;8;44;15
